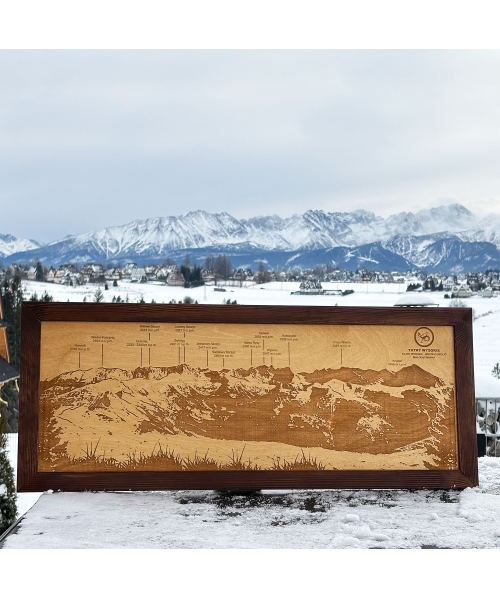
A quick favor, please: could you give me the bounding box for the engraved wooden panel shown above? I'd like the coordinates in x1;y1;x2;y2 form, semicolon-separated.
18;303;478;491
37;321;457;473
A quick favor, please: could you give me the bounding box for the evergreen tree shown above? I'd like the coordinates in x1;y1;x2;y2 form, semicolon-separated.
0;382;18;433
1;277;23;370
191;266;202;283
493;363;500;379
180;264;204;288
0;278;23;432
0;410;17;534
93;289;104;303
35;260;44;282
113;279;118;287
180;265;190;284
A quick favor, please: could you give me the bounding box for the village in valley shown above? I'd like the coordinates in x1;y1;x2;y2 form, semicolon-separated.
1;255;500;300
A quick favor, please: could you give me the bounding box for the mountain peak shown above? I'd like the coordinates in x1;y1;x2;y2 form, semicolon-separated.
0;232;40;258
4;203;499;272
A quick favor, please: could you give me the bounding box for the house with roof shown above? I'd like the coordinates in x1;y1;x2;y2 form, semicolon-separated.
294;278;324;295
105;268;122;281
47;264;78;285
155;266;175;282
423;275;441;291
130;267;147;283
233;267;253;281
121;263;137;280
54;267;69;284
46;267;57;283
451;283;473;298
0;293;19;408
145;265;159;281
167;270;185;286
442;275;456;291
201;270;215;284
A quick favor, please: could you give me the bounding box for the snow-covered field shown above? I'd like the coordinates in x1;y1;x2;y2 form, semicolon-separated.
4;434;42;518
3;458;500;549
24;279;410;305
22;278;500;395
4;280;499;547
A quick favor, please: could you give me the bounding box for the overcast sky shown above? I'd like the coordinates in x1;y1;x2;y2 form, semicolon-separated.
2;50;500;242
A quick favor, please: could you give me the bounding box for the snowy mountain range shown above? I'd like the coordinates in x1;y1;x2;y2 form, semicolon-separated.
0;233;40;259
3;203;500;272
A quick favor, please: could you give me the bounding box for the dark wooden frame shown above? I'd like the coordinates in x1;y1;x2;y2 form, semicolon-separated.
18;302;478;491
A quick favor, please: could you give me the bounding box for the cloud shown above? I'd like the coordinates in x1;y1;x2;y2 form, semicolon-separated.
1;50;500;241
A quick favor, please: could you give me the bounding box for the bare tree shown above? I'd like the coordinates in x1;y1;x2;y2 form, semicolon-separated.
256;261;271;284
204;254;215;272
215;254;232;280
163;256;176;267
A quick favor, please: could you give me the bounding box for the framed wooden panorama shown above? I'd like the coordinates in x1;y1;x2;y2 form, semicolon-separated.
18;302;478;492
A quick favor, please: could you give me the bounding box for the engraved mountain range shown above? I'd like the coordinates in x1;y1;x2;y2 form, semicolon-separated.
39;363;456;470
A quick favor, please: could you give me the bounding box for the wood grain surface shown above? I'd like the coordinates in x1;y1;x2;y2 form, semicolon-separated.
18;303;478;491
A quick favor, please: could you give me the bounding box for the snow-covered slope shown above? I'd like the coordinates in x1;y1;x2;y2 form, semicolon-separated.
4;203;500;271
457;213;500;247
0;233;39;258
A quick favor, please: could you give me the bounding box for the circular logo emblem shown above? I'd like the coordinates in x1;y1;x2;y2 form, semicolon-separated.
414;327;434;347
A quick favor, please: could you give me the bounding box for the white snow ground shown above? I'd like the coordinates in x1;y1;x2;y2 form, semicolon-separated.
3;281;499;548
5;434;42;518
2;459;500;549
